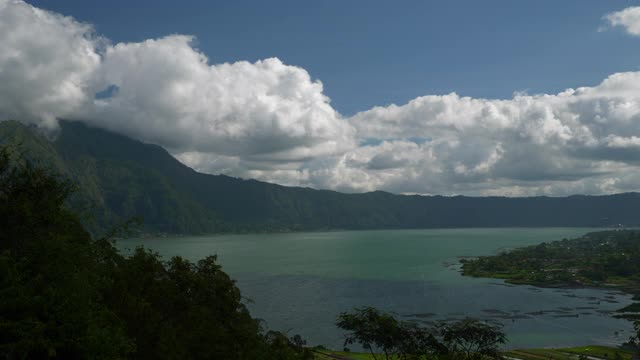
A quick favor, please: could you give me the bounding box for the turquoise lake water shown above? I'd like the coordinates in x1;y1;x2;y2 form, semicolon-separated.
117;228;634;349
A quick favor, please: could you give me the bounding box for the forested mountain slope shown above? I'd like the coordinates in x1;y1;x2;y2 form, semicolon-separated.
2;120;639;235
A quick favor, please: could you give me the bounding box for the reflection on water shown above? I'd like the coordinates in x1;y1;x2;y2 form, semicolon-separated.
118;228;633;349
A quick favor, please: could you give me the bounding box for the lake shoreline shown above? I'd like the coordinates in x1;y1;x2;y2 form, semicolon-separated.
119;228;632;350
459;230;640;321
129;226;618;239
464;273;640;320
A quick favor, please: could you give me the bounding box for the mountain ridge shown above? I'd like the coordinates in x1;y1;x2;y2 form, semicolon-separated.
1;120;639;235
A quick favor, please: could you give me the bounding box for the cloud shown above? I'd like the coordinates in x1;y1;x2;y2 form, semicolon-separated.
345;72;640;195
0;0;101;128
87;36;355;162
0;0;354;165
604;6;640;36
3;1;640;196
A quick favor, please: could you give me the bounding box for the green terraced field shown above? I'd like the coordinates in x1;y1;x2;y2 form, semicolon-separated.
314;345;635;360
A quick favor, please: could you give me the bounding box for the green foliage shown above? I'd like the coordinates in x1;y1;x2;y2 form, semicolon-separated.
0;146;134;358
462;230;640;293
336;307;503;360
618;303;640;313
0;145;310;359
261;331;314;360
336;306;408;359
5;120;640;236
440;318;506;360
462;230;640;318
628;321;640;357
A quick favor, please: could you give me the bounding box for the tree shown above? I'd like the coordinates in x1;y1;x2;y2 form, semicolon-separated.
628;320;640;358
261;331;314;360
400;324;449;360
336;306;446;360
337;307;507;360
0;145;134;358
0;144;311;359
336;307;403;360
439;318;506;360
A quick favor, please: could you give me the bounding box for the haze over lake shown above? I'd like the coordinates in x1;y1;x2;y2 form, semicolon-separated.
118;228;634;349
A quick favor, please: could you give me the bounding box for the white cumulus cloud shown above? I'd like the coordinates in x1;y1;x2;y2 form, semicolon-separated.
604;6;640;36
346;72;640;195
88;36;355;161
0;0;354;166
0;0;101;128
3;1;640;196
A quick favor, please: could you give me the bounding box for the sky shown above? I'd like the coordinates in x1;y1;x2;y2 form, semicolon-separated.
2;0;640;196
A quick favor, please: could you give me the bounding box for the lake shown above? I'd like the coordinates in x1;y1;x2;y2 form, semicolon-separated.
117;228;634;350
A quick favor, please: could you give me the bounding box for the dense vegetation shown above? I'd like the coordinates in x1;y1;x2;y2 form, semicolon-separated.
336;307;506;360
0;146;312;359
461;230;640;290
461;230;640;319
3;120;640;236
3;137;640;359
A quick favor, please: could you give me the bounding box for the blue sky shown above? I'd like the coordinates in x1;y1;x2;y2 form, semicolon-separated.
4;0;640;196
29;0;640;115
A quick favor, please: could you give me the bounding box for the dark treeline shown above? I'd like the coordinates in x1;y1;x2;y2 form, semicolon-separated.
2;120;640;236
0;140;510;359
461;230;640;320
4;142;640;359
0;146;312;359
336;307;506;360
461;230;640;291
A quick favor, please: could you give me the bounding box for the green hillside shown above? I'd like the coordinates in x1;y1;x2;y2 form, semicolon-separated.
2;120;640;235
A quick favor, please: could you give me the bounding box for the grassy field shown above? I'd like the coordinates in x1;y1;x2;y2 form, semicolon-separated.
312;345;635;360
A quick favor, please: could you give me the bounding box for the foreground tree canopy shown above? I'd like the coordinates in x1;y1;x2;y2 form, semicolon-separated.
0;145;312;359
6;141;640;359
337;307;506;360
